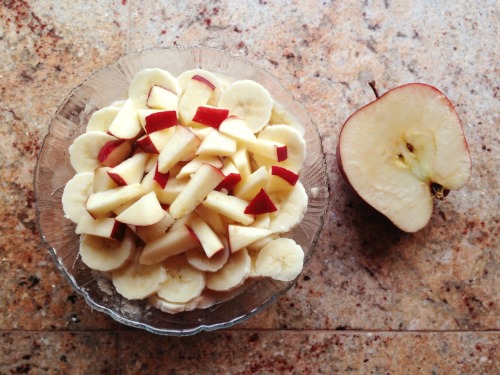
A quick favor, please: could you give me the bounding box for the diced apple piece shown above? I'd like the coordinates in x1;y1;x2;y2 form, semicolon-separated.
144;110;178;134
147;86;178;111
97;139;133;167
188;126;214;140
216;159;242;191
176;155;223;179
228;224;273;253
203;191;254;226
86;183;143;217
156;177;189;205
253;125;306;172
137;108;162;129
247;139;287;162
158;125;201;173
231;148;252;179
76;216;127;241
115;191;166;226
194;205;227;234
93;167;118;193
266;165;299;193
233;166;269;201
136;127;174;154
108;98;143;139
169;163;225;219
244;188;278;215
139;225;200;265
219;117;257;144
196;130;237;157
107;152;149;186
189;216;224;258
178;76;214;125
135;211;175;243
192;105;229;129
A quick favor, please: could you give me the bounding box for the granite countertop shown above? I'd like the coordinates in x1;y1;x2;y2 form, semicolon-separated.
0;0;498;373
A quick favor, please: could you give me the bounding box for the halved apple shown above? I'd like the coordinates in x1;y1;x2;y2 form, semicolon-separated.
336;83;471;232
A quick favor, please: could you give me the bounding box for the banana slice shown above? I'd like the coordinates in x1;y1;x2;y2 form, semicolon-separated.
252;124;306;173
177;69;224;106
79;230;135;272
268;181;308;233
186;237;230;272
128;68;181;109
218;80;273;133
205;248;251;292
149;294;200;314
255;237;304;281
86;106;121;132
269;101;305;136
62;172;94;224
156;255;206;303
112;250;166;300
69;131;117;173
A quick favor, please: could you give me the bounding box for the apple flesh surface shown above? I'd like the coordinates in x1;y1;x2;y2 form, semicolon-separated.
336;83;471;233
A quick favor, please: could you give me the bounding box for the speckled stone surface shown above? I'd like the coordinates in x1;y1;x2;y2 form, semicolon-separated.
0;0;498;373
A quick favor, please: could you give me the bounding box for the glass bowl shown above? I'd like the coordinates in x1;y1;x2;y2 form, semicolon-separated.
34;46;329;336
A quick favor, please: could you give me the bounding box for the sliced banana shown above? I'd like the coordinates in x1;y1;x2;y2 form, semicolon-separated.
186;237;230;272
86;107;121;132
157;255;206;303
218;80;273;133
149;294;200;314
252;124;306;173
112;250;166;300
177;69;223;106
205;248;251;292
62;172;94;224
268;181;308;233
79;230;135;272
269;101;305;136
69;131;117;173
128;68;181;109
255;237;304;281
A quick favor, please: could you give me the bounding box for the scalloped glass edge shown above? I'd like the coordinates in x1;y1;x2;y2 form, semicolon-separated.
34;46;329;336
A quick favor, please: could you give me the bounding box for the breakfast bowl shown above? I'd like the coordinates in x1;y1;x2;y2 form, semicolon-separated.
34;46;329;336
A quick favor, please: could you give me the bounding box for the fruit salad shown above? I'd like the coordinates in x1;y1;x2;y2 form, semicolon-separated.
62;68;308;313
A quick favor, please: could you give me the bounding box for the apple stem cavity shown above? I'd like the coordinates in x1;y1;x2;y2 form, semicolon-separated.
430;182;450;200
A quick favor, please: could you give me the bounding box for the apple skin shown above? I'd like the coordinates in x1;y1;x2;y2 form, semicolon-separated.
192;75;216;91
244;188;278;215
336;82;472;232
144;110;178;133
276;145;288;162
271;166;298;186
97;139;132;167
192;106;229;129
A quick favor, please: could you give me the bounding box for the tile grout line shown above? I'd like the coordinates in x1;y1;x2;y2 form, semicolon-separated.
0;329;498;334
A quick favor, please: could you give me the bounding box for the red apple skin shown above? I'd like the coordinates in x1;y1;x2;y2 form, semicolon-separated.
276;145;288;162
216;173;242;191
145;110;178;134
271;166;299;186
110;221;127;241
192;106;229;129
107;171;128;187
336;82;472;231
136;135;160;154
244;188;278;215
154;165;169;189
97;139;132;167
192;75;216;91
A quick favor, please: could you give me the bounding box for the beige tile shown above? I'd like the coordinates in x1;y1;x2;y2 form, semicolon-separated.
0;331;117;374
118;331;498;374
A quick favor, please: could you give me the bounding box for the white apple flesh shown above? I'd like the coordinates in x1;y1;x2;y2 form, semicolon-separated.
337;83;471;232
